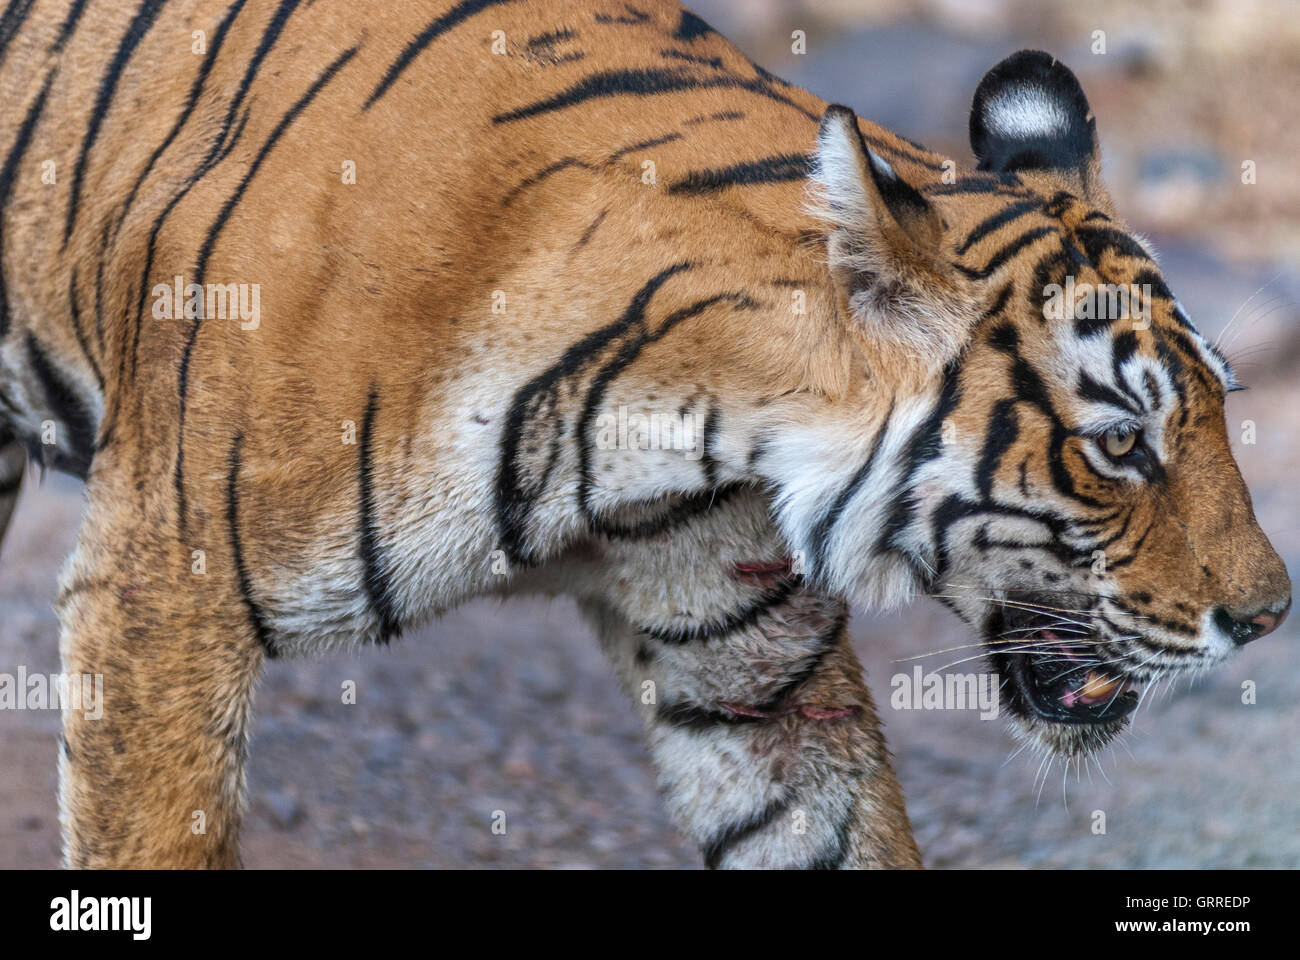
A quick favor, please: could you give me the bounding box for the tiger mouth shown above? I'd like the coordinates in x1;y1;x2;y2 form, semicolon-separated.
988;603;1141;725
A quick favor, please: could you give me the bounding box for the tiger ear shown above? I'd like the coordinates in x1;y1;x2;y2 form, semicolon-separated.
814;104;943;263
812;105;965;366
969;50;1113;210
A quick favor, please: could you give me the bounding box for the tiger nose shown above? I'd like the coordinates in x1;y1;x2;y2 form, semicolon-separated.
1217;599;1291;645
1250;600;1290;640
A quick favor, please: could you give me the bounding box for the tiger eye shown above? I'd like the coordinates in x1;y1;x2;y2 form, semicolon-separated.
1103;428;1138;458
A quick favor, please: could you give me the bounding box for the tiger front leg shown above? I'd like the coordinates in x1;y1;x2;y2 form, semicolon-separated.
579;590;922;869
56;515;264;868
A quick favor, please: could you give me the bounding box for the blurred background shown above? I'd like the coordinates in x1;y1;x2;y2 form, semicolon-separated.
2;0;1297;868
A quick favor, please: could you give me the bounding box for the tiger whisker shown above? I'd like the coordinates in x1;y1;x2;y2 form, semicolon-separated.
1213;269;1286;350
924;594;1097;630
927;591;1094;620
890;630;1118;662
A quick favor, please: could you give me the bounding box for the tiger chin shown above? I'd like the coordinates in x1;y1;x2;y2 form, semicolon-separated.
0;0;1291;871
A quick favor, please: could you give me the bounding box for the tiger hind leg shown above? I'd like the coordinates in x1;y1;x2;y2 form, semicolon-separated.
579;591;922;869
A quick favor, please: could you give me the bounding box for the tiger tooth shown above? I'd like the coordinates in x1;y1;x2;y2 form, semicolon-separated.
1080;671;1121;699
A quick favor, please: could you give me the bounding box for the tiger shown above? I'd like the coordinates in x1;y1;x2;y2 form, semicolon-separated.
0;0;1289;870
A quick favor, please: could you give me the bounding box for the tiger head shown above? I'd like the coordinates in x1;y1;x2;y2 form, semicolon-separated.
807;51;1290;757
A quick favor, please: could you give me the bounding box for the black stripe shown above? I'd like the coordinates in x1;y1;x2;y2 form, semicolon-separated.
496;262;693;566
1131;268;1173;308
1029;248;1070;323
645;580;797;645
193;45;358;283
1038;190;1075;219
0;470;21;497
667;152;812;195
571;209;607;251
1103;522;1155;573
358;389;400;642
67;268;105;390
657;702;766;729
25;333;96;477
804;809;854;869
991;320;1102;511
683;110;744;125
923;175;1028;198
175;44;357;530
660;47;723;70
0;0;36;69
1109;331;1144;410
975;401;1019;499
979;282;1014;326
63;0;169;248
808;400;894;580
127;0;299;382
1162;326;1226;399
591;482;746;541
753;609;848;713
853;127;948;175
49;0;91;52
875;363;963;559
702;796;789;869
226;433;275;657
1078;371;1139;415
699;402;721;487
955;199;1040;255
930;494;1086;576
1071;276;1152;338
1141;368;1162;411
1048;422;1104;508
492;67;818;124
954;226;1056;280
503;156;593;206
1152;339;1190;431
364;0;520;109
111;0;249;240
575;293;753;520
0;67;56;338
93;242;108;352
595;4;648;25
1075;224;1154;266
608;131;682;161
1090;505;1135;552
673;8;714;41
205;0;300;164
528;28;577;48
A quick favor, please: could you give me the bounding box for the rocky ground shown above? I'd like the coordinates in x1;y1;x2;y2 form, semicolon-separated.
2;1;1296;868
